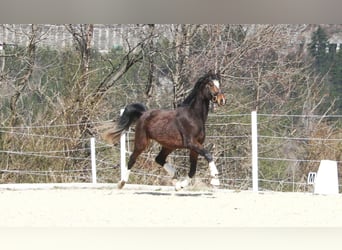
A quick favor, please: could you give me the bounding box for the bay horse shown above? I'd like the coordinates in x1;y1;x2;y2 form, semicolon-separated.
103;71;226;190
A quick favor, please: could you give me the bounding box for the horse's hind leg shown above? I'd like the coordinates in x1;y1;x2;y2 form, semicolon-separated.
155;147;175;177
117;147;145;189
118;134;149;189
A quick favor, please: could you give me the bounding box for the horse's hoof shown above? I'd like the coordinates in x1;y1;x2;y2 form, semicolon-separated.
172;179;182;191
210;178;220;186
117;180;126;189
175;178;191;191
175;182;183;191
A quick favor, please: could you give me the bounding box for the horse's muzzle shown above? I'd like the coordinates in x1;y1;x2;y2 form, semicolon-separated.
212;93;226;106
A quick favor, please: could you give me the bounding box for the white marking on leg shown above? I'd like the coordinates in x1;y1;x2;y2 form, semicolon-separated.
163;163;176;177
210;178;220;186
123;169;131;182
175;181;182;191
209;161;220;186
175;177;191;191
209;161;218;177
118;169;130;189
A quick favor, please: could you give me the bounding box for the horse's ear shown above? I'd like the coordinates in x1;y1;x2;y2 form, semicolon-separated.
212;69;221;80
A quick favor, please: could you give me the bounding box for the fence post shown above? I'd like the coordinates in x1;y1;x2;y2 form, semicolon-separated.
251;111;259;192
120;109;127;181
90;137;97;184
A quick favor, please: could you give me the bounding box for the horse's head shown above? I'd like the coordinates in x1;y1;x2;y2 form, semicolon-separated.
206;71;226;106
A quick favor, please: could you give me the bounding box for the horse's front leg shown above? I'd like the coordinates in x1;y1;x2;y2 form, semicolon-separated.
175;150;198;191
208;161;220;186
190;144;220;187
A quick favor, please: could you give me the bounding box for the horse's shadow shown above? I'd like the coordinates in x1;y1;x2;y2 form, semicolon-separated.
133;191;215;198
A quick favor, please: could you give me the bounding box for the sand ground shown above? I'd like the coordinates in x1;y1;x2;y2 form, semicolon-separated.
0;185;341;227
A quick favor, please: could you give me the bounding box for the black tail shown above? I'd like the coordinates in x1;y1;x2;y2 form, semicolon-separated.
102;103;147;144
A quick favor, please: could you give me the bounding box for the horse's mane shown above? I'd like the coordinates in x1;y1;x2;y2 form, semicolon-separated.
179;71;220;107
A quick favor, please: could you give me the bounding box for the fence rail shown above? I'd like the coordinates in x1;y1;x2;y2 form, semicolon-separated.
1;111;341;192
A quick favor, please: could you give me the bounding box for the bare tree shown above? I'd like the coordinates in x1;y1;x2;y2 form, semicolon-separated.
0;24;41;180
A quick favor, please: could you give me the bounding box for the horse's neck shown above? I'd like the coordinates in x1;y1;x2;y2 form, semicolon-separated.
190;96;210;123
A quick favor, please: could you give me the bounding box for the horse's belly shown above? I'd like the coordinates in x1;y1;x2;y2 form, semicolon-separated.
149;126;183;148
